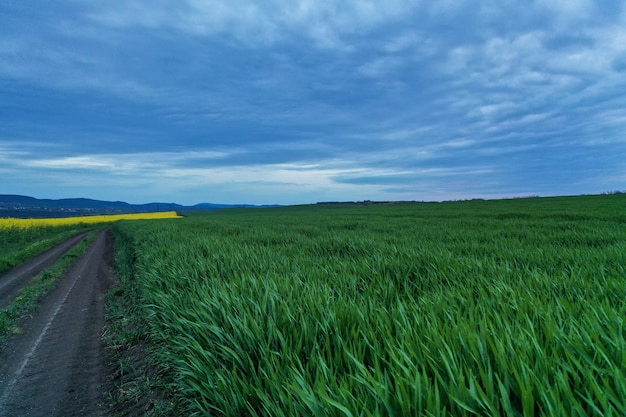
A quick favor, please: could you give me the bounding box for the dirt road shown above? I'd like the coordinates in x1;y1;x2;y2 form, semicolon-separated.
0;229;114;417
0;231;90;309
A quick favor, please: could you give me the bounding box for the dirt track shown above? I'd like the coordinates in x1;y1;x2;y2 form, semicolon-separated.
0;229;114;417
0;231;90;309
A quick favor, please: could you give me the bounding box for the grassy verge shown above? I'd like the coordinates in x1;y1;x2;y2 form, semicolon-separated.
0;231;97;340
104;226;180;417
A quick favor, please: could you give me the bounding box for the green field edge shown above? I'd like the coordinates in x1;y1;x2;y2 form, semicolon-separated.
104;226;180;417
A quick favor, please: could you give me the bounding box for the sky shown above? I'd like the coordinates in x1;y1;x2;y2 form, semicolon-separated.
1;1;625;205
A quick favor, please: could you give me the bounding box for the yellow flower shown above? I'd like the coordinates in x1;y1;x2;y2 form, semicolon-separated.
0;211;181;229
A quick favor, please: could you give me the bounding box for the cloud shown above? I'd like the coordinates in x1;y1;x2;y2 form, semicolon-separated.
0;136;506;204
333;165;495;185
2;0;626;203
89;0;423;48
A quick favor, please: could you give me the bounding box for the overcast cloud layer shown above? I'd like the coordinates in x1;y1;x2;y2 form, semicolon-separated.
1;1;625;205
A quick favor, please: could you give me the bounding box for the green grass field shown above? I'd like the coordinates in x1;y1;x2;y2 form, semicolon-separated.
111;194;626;416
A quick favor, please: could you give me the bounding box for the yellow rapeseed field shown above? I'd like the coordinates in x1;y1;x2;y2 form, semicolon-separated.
0;211;181;230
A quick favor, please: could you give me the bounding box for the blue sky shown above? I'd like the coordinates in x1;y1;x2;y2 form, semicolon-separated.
1;1;625;205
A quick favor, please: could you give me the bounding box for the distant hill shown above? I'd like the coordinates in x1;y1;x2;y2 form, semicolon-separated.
0;195;276;218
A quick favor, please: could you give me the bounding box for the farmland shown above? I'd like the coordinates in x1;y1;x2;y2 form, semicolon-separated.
0;211;181;339
110;194;626;416
0;210;182;414
0;211;181;275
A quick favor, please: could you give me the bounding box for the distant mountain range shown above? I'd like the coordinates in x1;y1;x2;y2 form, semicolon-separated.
0;195;277;218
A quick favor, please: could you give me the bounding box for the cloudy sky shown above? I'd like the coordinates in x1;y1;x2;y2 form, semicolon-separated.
1;1;625;205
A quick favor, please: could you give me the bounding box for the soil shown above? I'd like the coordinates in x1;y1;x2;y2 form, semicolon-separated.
0;229;115;417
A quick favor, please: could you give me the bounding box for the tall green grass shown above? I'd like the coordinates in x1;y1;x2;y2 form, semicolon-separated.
112;195;626;416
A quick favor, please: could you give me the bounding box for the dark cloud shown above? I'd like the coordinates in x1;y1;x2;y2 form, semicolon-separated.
1;0;625;204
